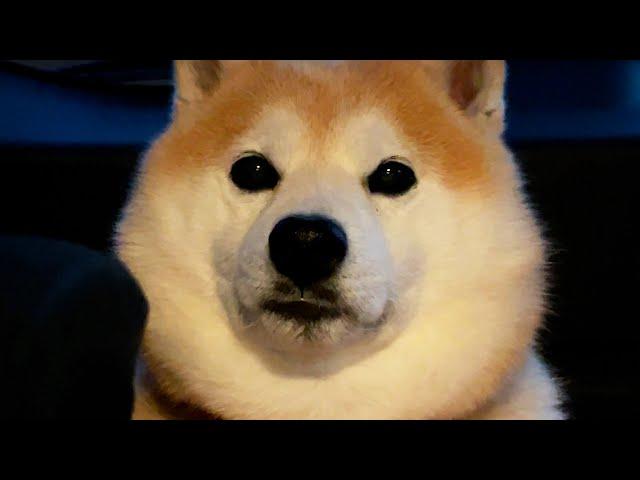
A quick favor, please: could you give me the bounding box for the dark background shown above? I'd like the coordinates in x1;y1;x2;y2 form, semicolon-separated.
0;60;637;419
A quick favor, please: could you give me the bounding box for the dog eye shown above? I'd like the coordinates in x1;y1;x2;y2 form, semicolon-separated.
230;153;280;192
367;159;417;196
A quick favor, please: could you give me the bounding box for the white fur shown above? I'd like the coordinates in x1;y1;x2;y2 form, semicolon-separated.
118;91;564;420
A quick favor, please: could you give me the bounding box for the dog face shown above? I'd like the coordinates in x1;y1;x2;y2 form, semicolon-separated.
117;61;546;418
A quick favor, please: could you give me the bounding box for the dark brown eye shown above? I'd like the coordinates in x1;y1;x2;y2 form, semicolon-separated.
367;159;417;196
230;153;280;192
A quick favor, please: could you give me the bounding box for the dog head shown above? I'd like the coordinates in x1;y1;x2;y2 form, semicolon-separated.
117;61;545;418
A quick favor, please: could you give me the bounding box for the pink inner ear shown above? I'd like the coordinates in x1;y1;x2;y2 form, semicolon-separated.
449;61;484;111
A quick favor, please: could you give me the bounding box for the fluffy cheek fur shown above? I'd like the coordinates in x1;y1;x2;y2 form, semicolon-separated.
118;159;545;419
117;95;549;418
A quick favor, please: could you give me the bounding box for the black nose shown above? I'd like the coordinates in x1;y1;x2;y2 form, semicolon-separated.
269;214;348;289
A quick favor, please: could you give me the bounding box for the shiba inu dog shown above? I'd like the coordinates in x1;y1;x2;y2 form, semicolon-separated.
116;60;565;419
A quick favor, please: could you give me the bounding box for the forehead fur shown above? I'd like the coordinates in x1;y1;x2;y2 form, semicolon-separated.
146;61;504;192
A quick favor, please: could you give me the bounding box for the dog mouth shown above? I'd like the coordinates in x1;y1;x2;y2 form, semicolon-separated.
259;281;352;327
261;298;343;323
240;281;388;346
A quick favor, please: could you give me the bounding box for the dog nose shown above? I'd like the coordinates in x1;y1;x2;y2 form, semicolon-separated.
269;214;348;289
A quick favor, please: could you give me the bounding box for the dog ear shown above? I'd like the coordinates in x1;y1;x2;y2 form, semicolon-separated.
172;60;252;119
424;60;506;135
174;60;223;105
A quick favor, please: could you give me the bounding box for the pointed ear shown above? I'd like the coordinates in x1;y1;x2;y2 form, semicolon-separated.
173;60;223;105
424;60;507;135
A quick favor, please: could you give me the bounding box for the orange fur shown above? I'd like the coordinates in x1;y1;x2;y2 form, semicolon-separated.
145;61;495;193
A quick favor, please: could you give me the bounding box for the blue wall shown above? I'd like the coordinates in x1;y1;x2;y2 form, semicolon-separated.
0;70;169;146
2;61;640;146
505;60;640;141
